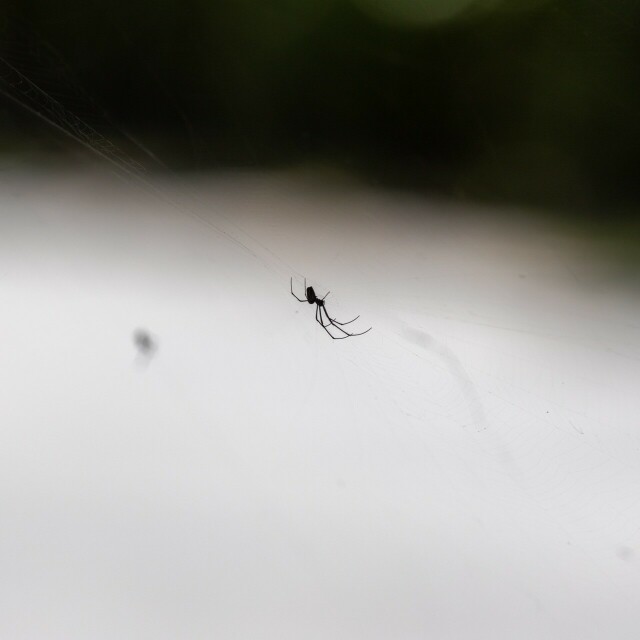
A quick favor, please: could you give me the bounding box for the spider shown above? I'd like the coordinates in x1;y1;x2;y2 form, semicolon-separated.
290;278;371;340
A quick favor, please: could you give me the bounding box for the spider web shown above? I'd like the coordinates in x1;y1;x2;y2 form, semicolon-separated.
1;9;640;639
0;24;299;282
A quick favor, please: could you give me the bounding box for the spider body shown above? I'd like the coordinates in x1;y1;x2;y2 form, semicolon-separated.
291;278;371;340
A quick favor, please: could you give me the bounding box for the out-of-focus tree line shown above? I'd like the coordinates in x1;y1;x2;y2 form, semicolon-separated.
1;0;639;215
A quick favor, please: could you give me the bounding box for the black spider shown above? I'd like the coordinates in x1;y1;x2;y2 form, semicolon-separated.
290;278;371;340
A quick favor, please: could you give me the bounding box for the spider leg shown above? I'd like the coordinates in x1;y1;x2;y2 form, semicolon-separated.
315;304;332;328
315;304;350;339
315;304;326;328
318;305;368;338
316;305;347;332
326;312;360;326
322;302;360;326
320;305;372;338
316;305;349;340
294;285;370;340
290;277;306;302
344;325;372;337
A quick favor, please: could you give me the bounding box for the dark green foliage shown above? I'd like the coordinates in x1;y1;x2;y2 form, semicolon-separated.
2;0;639;214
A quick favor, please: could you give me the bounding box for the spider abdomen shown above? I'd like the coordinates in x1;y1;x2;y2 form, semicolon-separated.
306;286;317;304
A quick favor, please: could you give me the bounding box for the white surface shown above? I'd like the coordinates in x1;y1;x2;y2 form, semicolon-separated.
1;169;640;639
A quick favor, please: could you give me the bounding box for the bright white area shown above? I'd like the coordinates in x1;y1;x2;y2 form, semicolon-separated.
1;169;640;639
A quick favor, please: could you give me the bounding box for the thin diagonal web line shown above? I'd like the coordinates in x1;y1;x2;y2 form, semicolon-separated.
0;52;303;280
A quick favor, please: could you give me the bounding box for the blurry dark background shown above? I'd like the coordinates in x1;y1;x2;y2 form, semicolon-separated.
1;0;639;219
